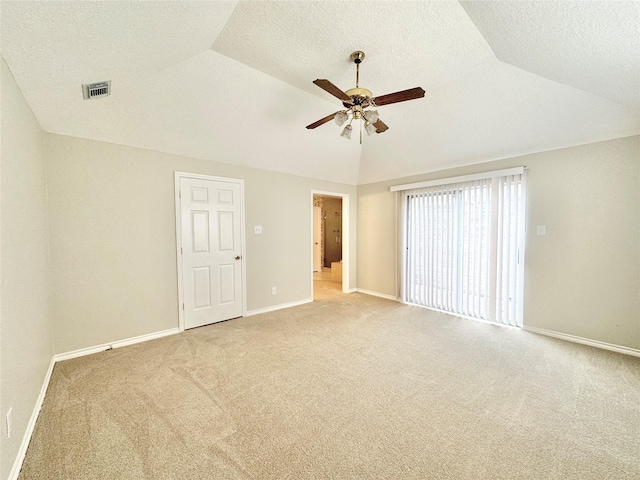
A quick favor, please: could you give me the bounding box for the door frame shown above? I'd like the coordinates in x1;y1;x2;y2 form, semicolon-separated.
174;172;247;332
310;190;350;298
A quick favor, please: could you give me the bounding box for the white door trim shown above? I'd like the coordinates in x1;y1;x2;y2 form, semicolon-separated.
174;172;247;332
310;190;350;298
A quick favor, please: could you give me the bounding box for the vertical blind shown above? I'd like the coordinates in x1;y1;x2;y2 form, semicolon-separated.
399;169;526;327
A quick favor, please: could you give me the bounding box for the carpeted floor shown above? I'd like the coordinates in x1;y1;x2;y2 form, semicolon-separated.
19;281;640;479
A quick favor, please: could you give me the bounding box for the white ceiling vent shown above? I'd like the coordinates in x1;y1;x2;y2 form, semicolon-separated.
82;81;111;100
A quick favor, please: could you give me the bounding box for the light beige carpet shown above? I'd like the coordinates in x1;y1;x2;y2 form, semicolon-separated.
19;282;640;479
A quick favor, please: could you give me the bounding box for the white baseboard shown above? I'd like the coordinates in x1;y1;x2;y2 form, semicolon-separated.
356;288;400;302
110;328;180;349
54;328;180;362
245;298;312;317
53;344;110;362
9;356;55;480
523;326;640;358
9;326;181;479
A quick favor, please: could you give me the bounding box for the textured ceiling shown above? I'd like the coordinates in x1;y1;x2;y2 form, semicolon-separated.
1;1;639;185
460;1;640;109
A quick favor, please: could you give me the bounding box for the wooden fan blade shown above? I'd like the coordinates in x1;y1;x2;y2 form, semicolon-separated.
373;120;389;133
306;112;341;129
373;87;425;106
313;79;352;103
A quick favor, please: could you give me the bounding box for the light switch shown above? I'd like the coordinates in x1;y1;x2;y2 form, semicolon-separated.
536;225;546;236
254;225;263;235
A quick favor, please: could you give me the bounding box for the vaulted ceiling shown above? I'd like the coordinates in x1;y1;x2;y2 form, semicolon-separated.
2;1;639;185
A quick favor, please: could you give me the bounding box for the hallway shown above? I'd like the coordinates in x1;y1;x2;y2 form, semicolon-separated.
313;269;342;301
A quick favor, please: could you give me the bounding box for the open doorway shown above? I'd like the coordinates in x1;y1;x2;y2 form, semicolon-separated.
311;191;349;300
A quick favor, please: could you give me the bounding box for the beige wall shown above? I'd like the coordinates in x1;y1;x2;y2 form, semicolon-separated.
358;136;640;350
1;59;54;479
45;134;357;354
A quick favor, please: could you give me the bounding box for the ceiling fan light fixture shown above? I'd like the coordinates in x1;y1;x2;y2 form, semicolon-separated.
364;121;377;136
334;111;349;126
340;124;353;139
363;109;379;123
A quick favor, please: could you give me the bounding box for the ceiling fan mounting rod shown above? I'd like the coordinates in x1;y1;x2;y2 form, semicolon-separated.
351;51;365;88
342;51;372;108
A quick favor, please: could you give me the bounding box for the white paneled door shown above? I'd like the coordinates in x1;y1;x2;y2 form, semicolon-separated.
179;176;243;329
313;206;321;272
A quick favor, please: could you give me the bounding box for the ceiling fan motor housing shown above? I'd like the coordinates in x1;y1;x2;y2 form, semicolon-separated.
343;88;373;108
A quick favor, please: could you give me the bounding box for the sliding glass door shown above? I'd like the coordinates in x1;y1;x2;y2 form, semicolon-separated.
401;170;526;327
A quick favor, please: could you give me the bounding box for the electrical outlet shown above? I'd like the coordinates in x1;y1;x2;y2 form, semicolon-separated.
271;286;277;295
254;225;263;235
6;407;13;439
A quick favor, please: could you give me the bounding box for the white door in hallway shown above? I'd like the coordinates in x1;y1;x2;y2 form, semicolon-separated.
179;176;244;329
313;206;321;272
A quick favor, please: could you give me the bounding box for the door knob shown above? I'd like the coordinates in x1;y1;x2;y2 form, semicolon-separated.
235;256;242;260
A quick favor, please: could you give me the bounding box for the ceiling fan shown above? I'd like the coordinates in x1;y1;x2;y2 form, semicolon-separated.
306;51;425;143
